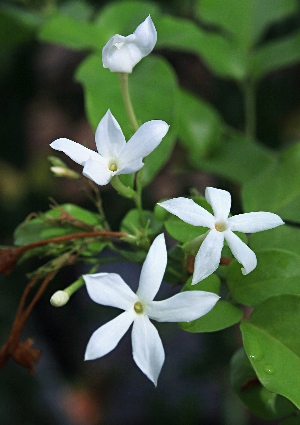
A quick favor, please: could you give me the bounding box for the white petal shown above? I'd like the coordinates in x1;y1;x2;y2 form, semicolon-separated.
119;120;169;165
102;35;136;73
82;157;112;185
84;273;137;310
147;291;220;322
192;229;224;283
102;17;157;73
50;138;99;165
116;158;144;175
224;230;257;275
205;187;231;221
95;110;126;158
159;198;215;228
132;315;164;386
227;212;284;233
137;234;167;302
133;15;157;54
85;311;134;360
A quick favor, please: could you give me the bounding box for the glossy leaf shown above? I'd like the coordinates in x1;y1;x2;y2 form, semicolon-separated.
241;295;300;409
250;225;300;257
227;249;300;307
230;347;296;419
242;142;300;220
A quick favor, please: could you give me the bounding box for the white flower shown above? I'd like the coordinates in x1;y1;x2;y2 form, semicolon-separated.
102;16;157;73
83;234;219;385
50;110;169;186
159;187;284;284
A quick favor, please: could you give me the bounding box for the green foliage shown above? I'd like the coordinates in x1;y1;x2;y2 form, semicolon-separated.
198;131;275;184
242;142;300;219
241;295;300;409
120;209;162;243
230;347;296;419
14;203;102;245
176;88;223;160
198;0;297;49
227;249;300;307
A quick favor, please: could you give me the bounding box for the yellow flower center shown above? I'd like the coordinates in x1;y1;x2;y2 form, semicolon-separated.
109;163;118;172
134;301;144;314
215;221;227;232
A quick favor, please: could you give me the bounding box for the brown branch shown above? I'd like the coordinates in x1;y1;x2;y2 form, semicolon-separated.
0;271;55;374
0;230;129;275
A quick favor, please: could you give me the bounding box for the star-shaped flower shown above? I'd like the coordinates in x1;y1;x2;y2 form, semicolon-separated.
83;234;219;385
102;16;157;73
159;187;284;284
50;110;169;186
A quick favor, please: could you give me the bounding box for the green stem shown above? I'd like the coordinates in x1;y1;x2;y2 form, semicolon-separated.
117;73;145;225
135;170;146;226
118;72;139;132
242;78;256;139
110;175;136;198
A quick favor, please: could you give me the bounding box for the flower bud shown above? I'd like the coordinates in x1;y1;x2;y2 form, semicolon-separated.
50;290;70;307
50;166;80;179
102;16;157;73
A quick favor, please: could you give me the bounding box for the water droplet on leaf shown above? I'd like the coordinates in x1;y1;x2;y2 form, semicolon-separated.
264;364;277;375
247;338;264;361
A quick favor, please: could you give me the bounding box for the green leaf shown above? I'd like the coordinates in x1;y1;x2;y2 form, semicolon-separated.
227;249;300;307
198;0;297;49
14;203;101;245
241;294;300;409
230;347;296;419
253;30;300;79
250;225;300;257
242;142;300;219
176;88;223;159
76;55;177;185
179;275;243;332
199;131;275;184
156;15;247;80
120;209;162;237
39;13;101;50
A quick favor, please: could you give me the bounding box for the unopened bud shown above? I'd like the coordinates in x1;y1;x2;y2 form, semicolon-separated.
50;290;70;307
50;166;80;179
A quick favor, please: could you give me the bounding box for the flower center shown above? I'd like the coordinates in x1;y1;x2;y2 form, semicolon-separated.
134;301;144;314
109;163;118;172
215;221;227;232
